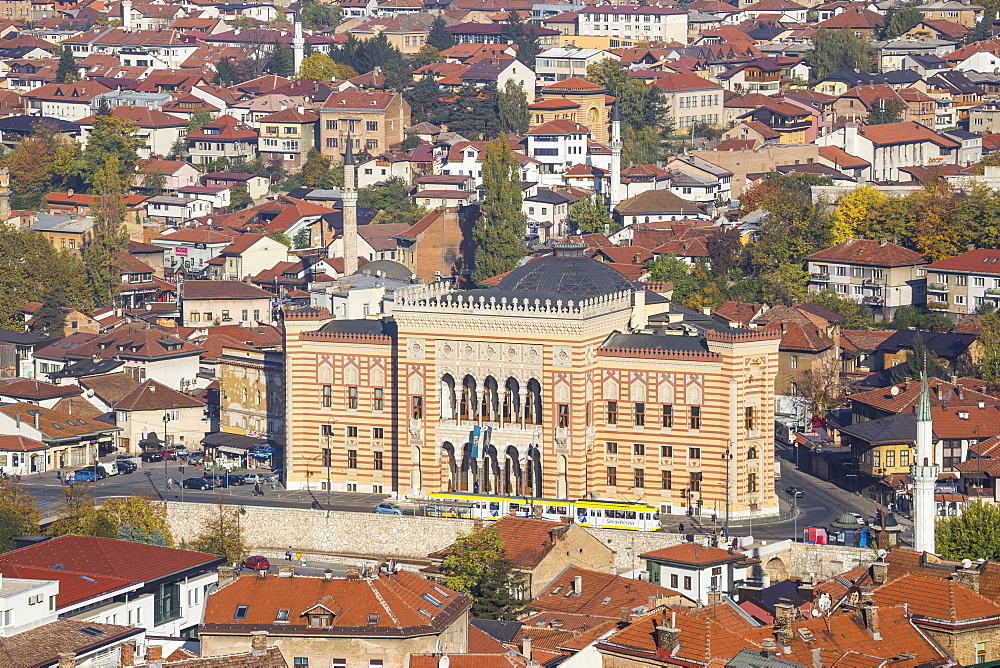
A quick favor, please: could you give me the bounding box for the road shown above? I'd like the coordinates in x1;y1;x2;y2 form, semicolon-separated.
22;444;912;545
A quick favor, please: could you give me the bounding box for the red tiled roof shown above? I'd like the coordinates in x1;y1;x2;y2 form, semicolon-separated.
187;114;257;140
535;566;688;615
925;248;1000;274
640;543;751;566
805;238;925;267
0;379;82;400
713;301;767;327
0;435;47;452
860;121;959;148
653;73;720;92
850;378;995;413
818;6;884;27
819;145;870;169
113;378;205;411
542;76;603;90
527;119;590;135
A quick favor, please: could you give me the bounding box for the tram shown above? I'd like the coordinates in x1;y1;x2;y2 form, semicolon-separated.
427;492;662;531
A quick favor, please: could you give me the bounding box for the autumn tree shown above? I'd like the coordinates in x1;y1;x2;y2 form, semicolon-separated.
97;495;174;546
793;356;847;418
299;52;341;80
7;137;52;209
568;195;614;234
412;45;443;69
190;503;248;565
806;28;876;81
440;524;530;618
47;484;116;538
83;155;130;307
978;307;1000;382
472;136;527;282
0;484;40;552
497;79;529;135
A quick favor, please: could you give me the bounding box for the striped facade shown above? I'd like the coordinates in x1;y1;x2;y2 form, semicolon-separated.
284;281;782;520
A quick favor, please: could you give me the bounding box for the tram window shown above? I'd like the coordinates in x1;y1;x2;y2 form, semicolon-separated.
626;511;636;519
510;503;521;512
489;502;499;511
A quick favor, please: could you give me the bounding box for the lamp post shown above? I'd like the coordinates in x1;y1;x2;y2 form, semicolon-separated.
163;412;171;496
723;445;733;538
324;425;332;518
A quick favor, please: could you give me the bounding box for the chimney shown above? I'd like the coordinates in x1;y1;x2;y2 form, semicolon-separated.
522;636;532;662
278;566;294;578
620;606;631;623
954;568;980;593
774;602;795;648
811;647;824;668
653;622;680;653
860;595;881;640
146;646;163;663
324;569;333;580
257;568;267;579
870;560;888;586
58;652;76;668
573;575;583;593
120;642;136;667
217;565;236;581
761;637;778;656
34;412;39;430
250;630;268;656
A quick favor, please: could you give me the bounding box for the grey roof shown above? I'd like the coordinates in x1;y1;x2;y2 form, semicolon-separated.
674;154;733;177
525;189;571;204
31;214;93;233
146;196;189;205
317;318;396;337
494;244;636;298
0;329;56;347
839;412;919;445
943;128;979;141
602;332;710;353
470;619;523;643
876;330;976;358
728;648;808;668
52;358;126;378
668;170;715;187
356;259;413;280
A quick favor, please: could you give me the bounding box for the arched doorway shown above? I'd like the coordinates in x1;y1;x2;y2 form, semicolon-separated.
442;441;458;491
502;445;522;495
766;557;788;582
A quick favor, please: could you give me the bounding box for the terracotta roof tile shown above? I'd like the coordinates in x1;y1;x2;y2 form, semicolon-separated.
819;145;870;169
535;566;688;616
0;379;82;400
873;574;1000;623
113;378;205;411
805;239;925;266
640;543;751;566
860;121;959;148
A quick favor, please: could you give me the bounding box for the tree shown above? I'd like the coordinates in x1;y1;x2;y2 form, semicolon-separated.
470;557;532;619
810;290;876;330
55;46;78;84
185;108;215;135
793;356;847;417
587;59;666;131
298;52;340;80
904;332;949;378
441;83;499;139
806;28;876;81
95;98;112;116
141;169;165;197
190;503;248;565
83;155;130;308
502;12;540;68
831;186;889;244
865;97;906;125
496;79;529;135
441;525;505;593
97;495;174;546
267;42;295;77
978;308;1000;382
889;305;953;333
427;14;455;50
936;500;1000;561
623;125;661;165
405;75;445;124
401;133;421;150
47;484;116;538
0;484;40;552
213;57;240;85
883;7;923;38
78;115;142;189
645;253;698;302
293;228;312;249
966;8;997;44
301;0;338;29
7;137;52;209
358;177;428;225
230;182;252;210
705;226;743;278
32;286;67;336
472;136;527;282
568;195;614;234
412;44;443;69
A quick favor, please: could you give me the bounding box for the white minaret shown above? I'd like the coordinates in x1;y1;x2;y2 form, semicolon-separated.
342;134;359;276
609;99;622;208
292;17;305;76
122;0;133;31
911;373;939;554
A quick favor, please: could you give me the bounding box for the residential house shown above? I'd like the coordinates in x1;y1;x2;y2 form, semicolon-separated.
0;402;119;470
218;343;285;448
257;107;319;170
0;329;56;379
425;516;614;597
923;248;1000;316
0;619;144;666
524;189;572;240
834;85;934;127
132;160;200;192
152;227;238;278
22;81;112;121
349;14;437;54
203;171;271;200
919;0;984;27
210;233;289;281
926;70;985;121
32;332;98;381
200;571;470;668
0;535;223;637
534;47;618;86
0;378;83;410
319;88;409;158
653;74;724;130
815;122;961;182
181;280;273;328
577;5;688;44
717;58;787;94
641;543;757;604
95;376;206;453
29;213;93;256
526;119;591;186
750;303;841;400
665;154;733;203
804;239;927;320
145;196;214;225
614;190;705;227
186;114;258;167
816;7;885;36
443;22;560;46
736;100;813;144
394;206;475;282
79;106;186;159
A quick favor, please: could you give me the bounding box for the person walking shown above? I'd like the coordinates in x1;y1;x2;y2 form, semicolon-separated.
285;546;293;561
254;482;262;497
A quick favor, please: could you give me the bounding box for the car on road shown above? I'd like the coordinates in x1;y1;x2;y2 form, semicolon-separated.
159;450;177;460
78;465;110;480
266;469;284;482
182;477;213;490
375;502;404;515
227;474;246;486
173;447;189;458
242;472;268;484
67;470;97;483
114;460;137;474
848;512;867;526
140;451;163;463
203;473;230;488
243;555;270;571
187;451;204;464
786;485;804;498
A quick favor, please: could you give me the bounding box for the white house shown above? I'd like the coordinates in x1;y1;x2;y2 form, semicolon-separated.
526;119;591;186
212;233;290;281
535;47;619;87
665;154;733;203
640;543;756;605
0;575;60;636
816;121;960;182
152;228;237;277
577;5;688;44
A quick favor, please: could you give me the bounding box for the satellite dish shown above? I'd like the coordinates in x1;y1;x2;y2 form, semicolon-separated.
877;549;887;559
890;386;900;396
963;558;973;569
85;388;95;398
811;608;823;617
817;592;832;612
438;656;450;668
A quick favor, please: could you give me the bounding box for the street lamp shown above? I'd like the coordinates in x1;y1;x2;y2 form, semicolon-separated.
723;445;734;538
163;412;171;496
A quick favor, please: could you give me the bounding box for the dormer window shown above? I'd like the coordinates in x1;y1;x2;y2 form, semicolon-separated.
308;614;332;627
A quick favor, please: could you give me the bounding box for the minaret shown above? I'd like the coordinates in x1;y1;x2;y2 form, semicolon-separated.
0;168;11;222
342;134;359;276
122;0;133;31
609;99;622;209
911;373;940;554
292;17;305;76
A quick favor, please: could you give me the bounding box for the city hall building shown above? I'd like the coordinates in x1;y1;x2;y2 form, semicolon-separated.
284;244;781;519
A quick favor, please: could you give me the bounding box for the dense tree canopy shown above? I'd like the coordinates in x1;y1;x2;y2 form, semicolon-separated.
472;136;527;282
806;28;876;81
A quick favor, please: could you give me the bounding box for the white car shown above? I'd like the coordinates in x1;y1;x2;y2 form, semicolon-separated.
242;472;268;484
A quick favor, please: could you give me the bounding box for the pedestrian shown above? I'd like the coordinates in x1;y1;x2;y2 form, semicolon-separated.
679;523;685;533
311;500;321;510
56;470;62;484
254;482;262;496
285;546;293;561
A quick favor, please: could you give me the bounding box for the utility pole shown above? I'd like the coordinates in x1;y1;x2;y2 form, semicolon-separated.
723;444;733;538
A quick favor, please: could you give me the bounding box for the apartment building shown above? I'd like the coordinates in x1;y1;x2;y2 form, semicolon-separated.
577;5;688;45
923;248;1000;316
534;47;618;86
256;107;319;170
653;74;724;130
319;89;409;159
805;239;927;320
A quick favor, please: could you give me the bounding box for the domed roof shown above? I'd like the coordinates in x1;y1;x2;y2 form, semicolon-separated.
357;260;413;281
495;242;636;298
831;512;864;530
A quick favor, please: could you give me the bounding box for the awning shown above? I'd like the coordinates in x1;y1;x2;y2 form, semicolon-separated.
201;432;268;451
217;446;249;456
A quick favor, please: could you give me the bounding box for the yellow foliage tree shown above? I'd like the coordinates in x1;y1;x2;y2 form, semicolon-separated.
98;495;174;546
298;53;356;81
831;186;887;244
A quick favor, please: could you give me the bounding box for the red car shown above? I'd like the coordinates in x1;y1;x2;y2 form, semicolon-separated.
243;555;270;571
159;450;177;460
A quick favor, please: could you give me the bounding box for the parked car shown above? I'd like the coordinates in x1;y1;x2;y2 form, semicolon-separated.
79;465;109;480
159;450;177;460
786;485;804;498
375;502;404;515
114;460;137;474
140;451;163;463
266;469;284;482
67;470;97;483
182;477;213;490
227;474;246;486
242;472;268;484
243;555;270;571
173;446;189;457
187;451;205;464
203;473;230;488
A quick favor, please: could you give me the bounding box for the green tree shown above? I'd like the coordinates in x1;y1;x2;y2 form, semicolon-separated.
623;125;661;165
568;195;614;234
979;308;1000;381
141;169;165;197
298;52;340;80
904;332;949;378
806;28;876;81
0;227;91;328
889;305;953;333
405;75;445;124
502;12;539;68
401;133;421;150
809;290;876;329
936;500;1000;560
0;484;41;553
78;115;142;189
883;7;923;38
966;8;996;43
94;98;111;116
472;136;527;282
268;43;295;77
645;253;698;302
586;59;665;129
96;495;174;546
470;557;532;619
301;0;338;29
190;503;248;565
47;484;116;538
427;14;455;50
83;155;129;308
32;286;67;336
55;46;78;84
865;97;906;125
185;108;215;135
293;227;312;249
497;79;529;135
442;83;499;139
230;182;252;210
357;177;427;225
412;44;443;69
441;525;505;593
213;57;240;85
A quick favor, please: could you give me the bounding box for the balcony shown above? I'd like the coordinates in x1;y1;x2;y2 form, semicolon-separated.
810;273;831;281
928;282;949;292
927;301;951;311
862;278;881;287
862;296;884;306
987;288;1000;296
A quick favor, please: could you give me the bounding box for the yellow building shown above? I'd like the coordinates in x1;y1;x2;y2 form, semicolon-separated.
350;15;432;55
530;77;613;144
284;243;782;521
219;345;285;448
